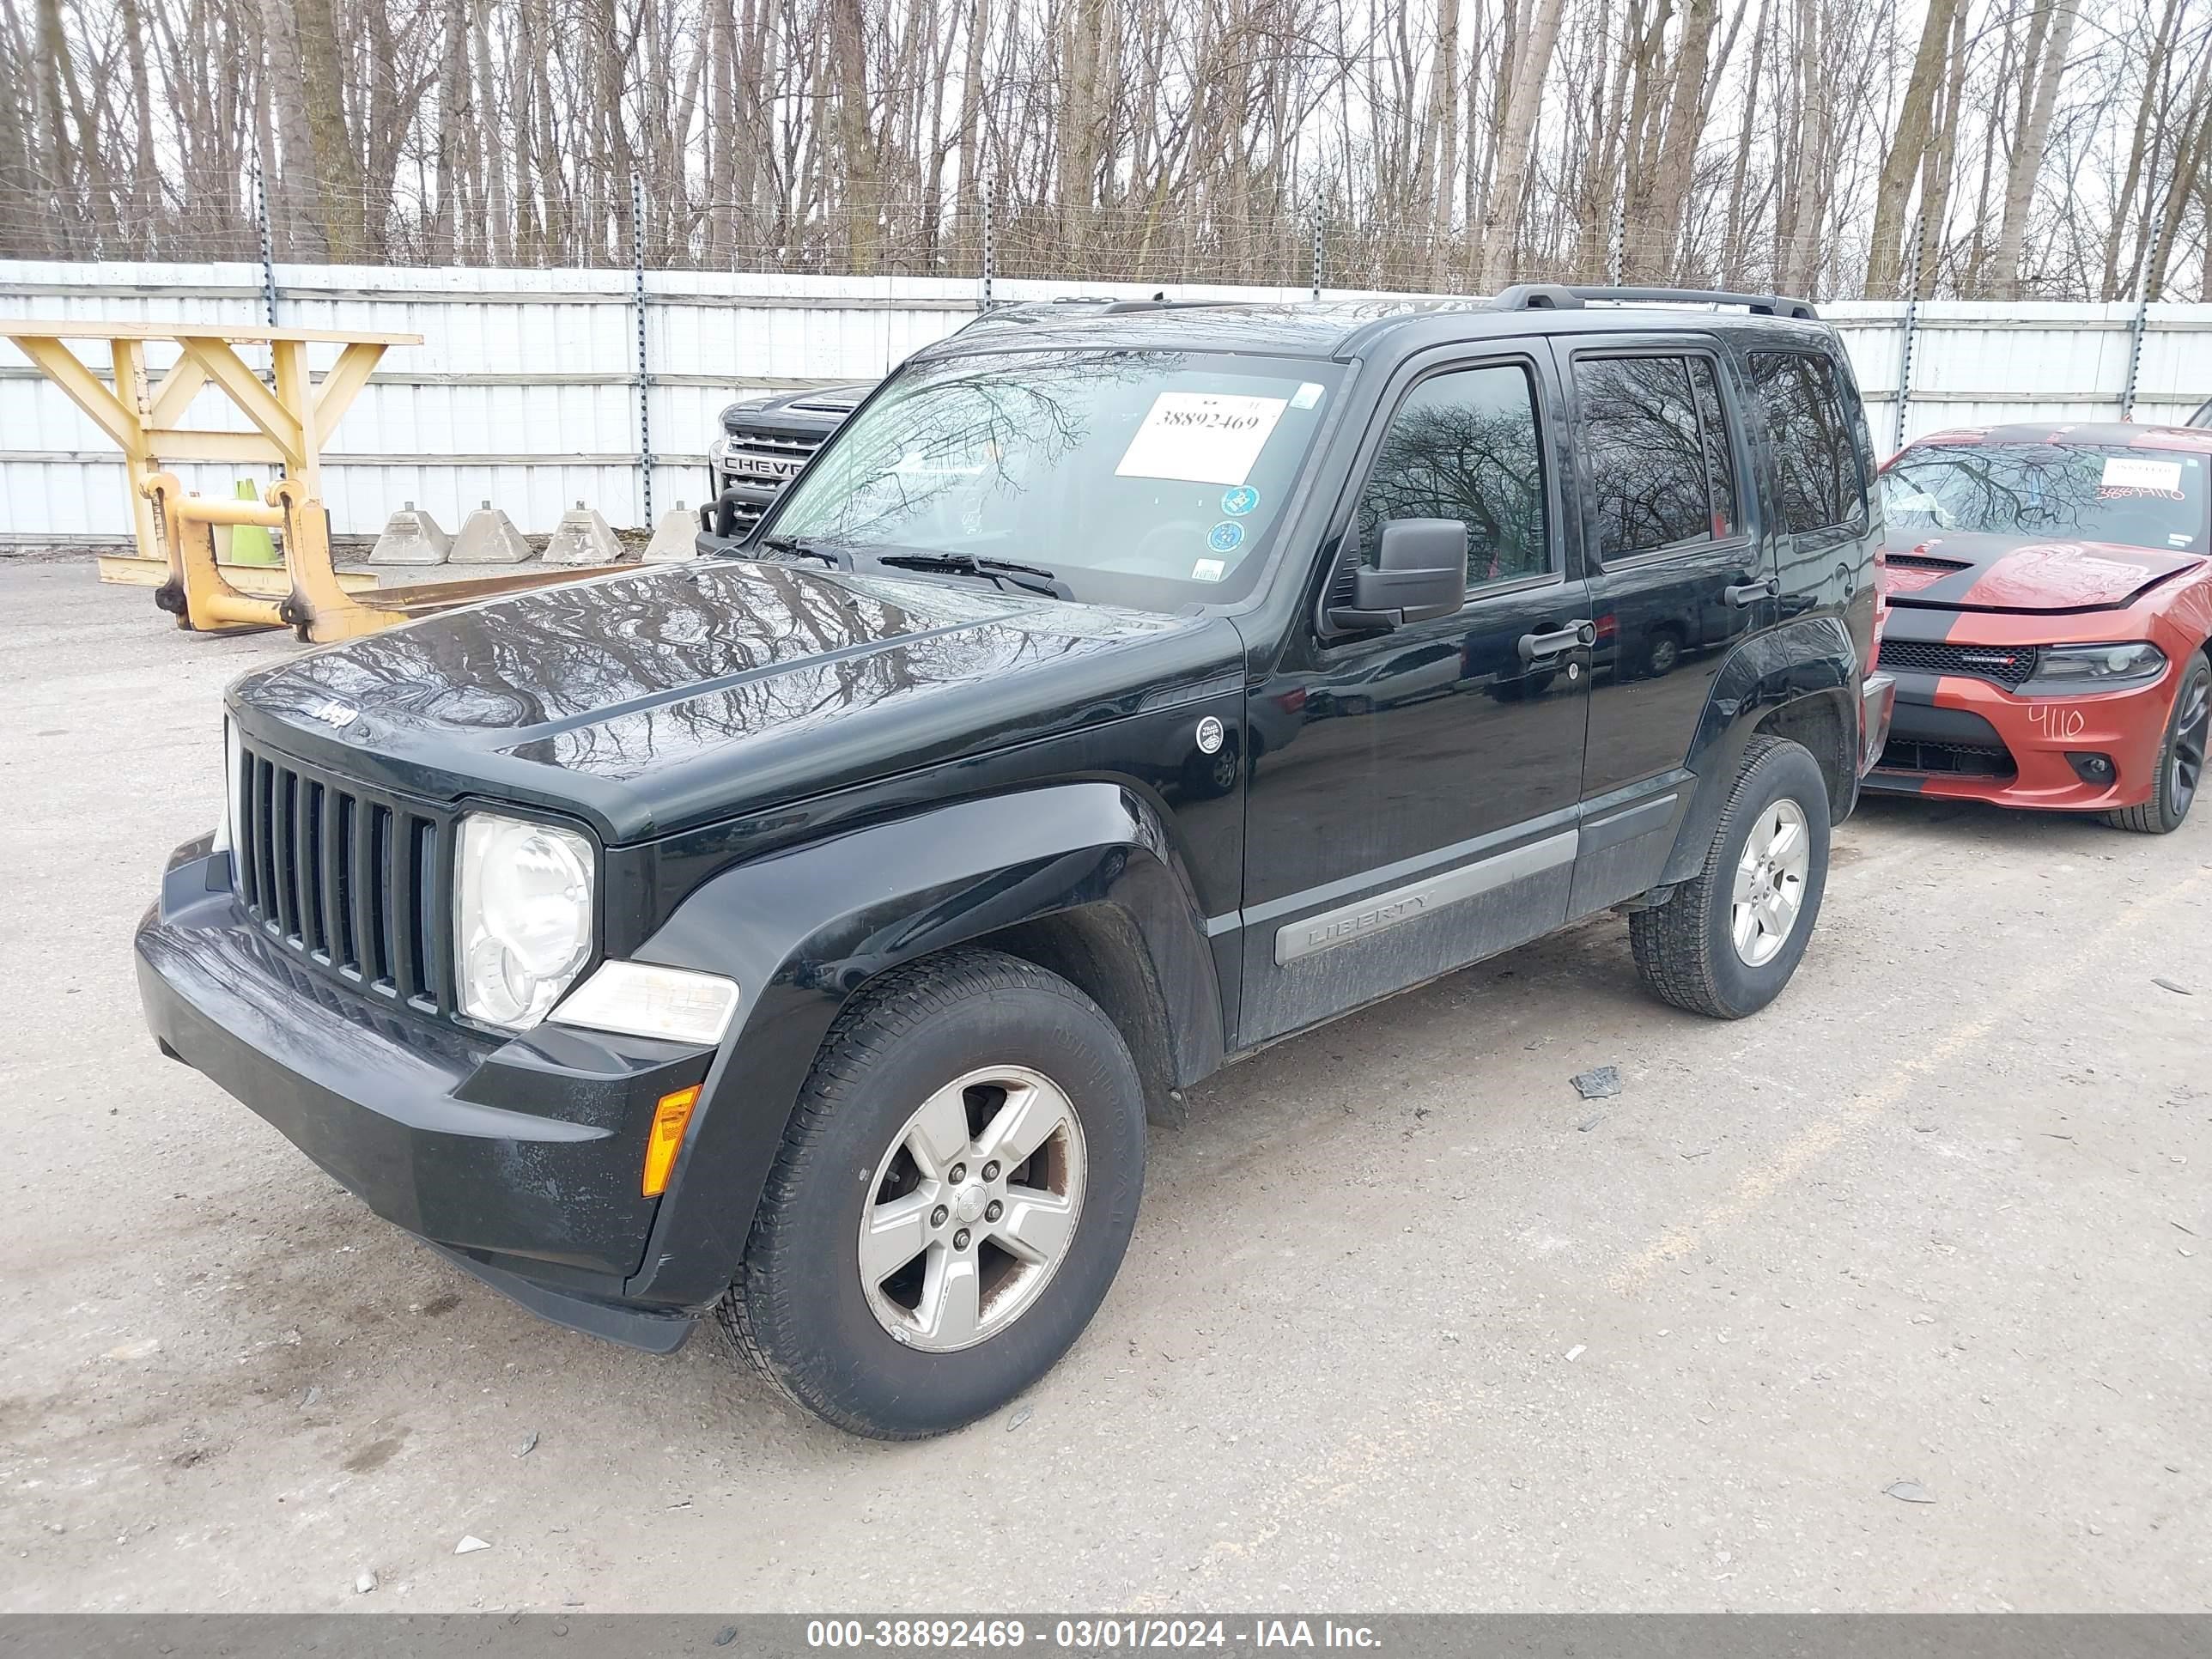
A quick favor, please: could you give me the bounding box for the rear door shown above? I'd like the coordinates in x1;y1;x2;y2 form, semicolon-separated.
1237;345;1593;1045
1747;345;1879;663
1558;337;1772;908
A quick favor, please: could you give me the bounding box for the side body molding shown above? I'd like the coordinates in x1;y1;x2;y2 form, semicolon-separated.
619;781;1223;1308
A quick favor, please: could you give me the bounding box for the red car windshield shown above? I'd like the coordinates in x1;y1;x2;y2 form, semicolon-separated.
1882;444;2207;554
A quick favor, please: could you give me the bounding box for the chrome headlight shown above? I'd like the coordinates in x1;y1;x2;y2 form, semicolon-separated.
212;716;243;857
2021;641;2167;695
455;812;595;1029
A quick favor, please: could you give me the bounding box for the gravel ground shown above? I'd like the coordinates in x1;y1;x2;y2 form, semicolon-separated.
3;558;2208;1613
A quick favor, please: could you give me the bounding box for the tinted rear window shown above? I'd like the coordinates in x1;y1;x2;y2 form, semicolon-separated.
1575;355;1728;558
1752;351;1865;534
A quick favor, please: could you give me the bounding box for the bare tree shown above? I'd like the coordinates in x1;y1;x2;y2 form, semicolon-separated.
0;0;2203;304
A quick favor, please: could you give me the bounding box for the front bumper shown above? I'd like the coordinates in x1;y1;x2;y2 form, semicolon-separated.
696;479;781;556
1859;672;1895;775
136;842;714;1351
1864;666;2173;810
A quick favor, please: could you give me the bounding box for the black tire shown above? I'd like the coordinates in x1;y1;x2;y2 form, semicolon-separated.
1629;735;1831;1019
2102;651;2210;835
718;948;1146;1439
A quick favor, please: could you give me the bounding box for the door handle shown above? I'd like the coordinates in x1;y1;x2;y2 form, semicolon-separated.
1725;576;1779;607
1518;620;1596;663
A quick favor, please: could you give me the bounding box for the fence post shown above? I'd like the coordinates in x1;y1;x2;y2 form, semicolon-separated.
1893;213;1924;453
252;158;279;325
2120;217;2169;422
631;169;653;526
980;182;994;313
1606;195;1626;289
1310;209;1324;301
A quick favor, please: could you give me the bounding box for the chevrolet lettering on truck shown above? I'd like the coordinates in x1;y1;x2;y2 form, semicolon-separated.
137;287;1893;1438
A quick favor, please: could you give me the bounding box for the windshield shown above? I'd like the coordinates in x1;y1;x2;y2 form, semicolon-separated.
1881;444;2208;553
761;349;1343;609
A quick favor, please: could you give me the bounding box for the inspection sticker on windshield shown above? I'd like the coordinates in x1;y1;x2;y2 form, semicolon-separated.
2100;455;2185;498
1191;558;1227;582
1116;392;1287;485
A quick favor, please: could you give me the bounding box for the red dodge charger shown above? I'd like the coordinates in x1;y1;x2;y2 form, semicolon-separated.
1870;422;2212;833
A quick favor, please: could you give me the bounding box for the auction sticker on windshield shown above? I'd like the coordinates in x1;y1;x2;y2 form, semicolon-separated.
1116;392;1288;485
2101;455;2185;497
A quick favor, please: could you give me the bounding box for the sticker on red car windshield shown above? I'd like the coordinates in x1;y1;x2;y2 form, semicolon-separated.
2099;455;2185;500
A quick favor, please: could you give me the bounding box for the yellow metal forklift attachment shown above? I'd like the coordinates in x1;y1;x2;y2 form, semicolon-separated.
4;319;634;642
143;472;623;644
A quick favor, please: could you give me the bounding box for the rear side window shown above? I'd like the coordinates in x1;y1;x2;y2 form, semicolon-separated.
1575;355;1738;560
1355;362;1551;590
1752;351;1866;533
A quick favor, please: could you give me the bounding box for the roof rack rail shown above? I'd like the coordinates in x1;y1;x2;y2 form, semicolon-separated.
1492;284;1584;311
1097;298;1245;315
1555;285;1820;320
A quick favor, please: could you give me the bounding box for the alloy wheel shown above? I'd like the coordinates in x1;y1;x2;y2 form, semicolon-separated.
1730;798;1810;968
858;1065;1086;1352
2167;666;2210;818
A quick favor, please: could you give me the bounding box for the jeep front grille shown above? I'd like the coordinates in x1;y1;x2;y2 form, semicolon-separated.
1875;639;2039;687
231;741;453;1014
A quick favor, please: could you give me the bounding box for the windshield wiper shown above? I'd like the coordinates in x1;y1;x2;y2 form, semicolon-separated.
871;552;1071;600
759;533;846;567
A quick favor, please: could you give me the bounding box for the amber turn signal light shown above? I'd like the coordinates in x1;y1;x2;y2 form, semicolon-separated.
641;1085;702;1197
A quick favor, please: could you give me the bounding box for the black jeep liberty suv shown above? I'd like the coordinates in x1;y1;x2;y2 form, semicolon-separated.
137;287;1893;1438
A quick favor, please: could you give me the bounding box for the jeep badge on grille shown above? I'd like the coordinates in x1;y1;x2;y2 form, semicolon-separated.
306;699;360;728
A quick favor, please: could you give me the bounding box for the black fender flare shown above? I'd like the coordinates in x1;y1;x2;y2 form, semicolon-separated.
1658;615;1858;886
621;781;1222;1307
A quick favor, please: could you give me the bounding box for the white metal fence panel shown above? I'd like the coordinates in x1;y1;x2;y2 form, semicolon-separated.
3;262;2209;542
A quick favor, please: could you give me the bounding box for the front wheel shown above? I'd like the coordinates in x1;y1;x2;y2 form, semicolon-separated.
1629;735;1832;1019
2103;651;2210;835
719;949;1146;1438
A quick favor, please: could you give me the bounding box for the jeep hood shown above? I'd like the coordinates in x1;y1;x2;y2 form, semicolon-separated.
1880;531;2201;613
230;560;1241;842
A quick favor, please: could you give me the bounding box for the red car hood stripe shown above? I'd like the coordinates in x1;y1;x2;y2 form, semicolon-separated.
1882;532;2200;612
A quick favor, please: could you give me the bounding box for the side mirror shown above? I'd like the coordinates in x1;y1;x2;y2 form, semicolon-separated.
1328;518;1467;630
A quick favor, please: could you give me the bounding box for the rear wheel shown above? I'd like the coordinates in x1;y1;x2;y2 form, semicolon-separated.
1630;735;1831;1019
2103;651;2210;835
719;949;1145;1439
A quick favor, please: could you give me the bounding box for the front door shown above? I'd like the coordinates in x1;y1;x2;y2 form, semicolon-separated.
1238;349;1593;1045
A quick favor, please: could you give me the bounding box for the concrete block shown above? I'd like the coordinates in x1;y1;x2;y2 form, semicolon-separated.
448;500;533;565
543;501;624;567
643;501;700;563
369;501;453;567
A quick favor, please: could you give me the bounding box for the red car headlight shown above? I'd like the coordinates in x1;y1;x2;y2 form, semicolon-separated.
2019;641;2166;696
